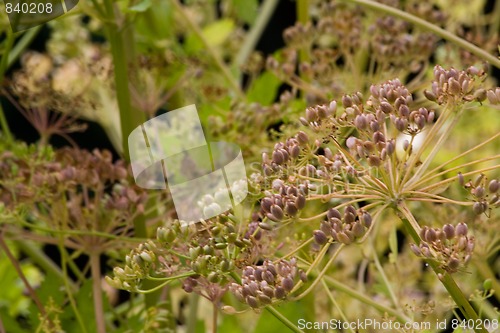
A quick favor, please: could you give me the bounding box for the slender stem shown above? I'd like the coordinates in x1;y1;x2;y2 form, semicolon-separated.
0;234;51;327
170;0;245;100
339;0;500;69
405;108;464;189
419;132;500;181
235;0;279;69
371;243;399;308
408;154;500;191
400;103;455;188
13;240;77;292
418;164;500;193
90;252;106;333
58;240;88;333
323;276;412;323
212;303;218;333
472;258;500;304
397;203;486;331
291;244;345;300
186;293;199;333
0;30;15;142
0;314;5;333
321;280;356;333
264;306;305;333
7;26;42;67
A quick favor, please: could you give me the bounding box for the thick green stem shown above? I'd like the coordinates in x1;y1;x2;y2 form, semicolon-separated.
186;293;199;333
0;31;15;142
90;252;106;333
103;0;144;159
340;0;500;69
398;204;487;332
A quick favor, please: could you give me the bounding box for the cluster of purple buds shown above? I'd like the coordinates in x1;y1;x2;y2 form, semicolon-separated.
229;258;307;309
411;223;474;273
259;180;307;226
313;205;372;245
458;173;499;215
424;65;485;104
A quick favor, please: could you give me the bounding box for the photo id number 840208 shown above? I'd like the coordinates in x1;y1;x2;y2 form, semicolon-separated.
6;2;53;14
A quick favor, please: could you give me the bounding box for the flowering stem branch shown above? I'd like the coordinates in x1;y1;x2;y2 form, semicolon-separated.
235;0;279;69
397;203;486;331
264;306;305;333
340;0;500;69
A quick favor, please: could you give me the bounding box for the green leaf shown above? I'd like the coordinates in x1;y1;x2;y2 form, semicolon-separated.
388;225;398;264
233;0;258;24
126;0;152;13
203;19;235;47
186;19;235;53
247;71;282;105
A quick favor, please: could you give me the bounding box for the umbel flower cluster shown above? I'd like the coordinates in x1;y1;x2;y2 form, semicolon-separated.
106;64;498;323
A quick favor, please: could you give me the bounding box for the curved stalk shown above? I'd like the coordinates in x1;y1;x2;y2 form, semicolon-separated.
340;0;500;69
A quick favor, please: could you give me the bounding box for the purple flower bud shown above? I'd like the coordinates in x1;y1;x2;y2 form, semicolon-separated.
282;277;294;291
313;230;328;245
488;179;499;193
443;224;455;239
297;131;309;144
342;95;353;107
274;286;286;299
246;295;260;308
380;101;393;114
295;195;306;210
456;222;468;236
354;114;368;129
270;204;284;221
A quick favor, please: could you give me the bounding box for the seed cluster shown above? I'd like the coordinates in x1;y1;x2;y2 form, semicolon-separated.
410;223;474;273
314;206;372;245
229;258;307;309
458;173;499;215
424;65;486;104
259;180;307;225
